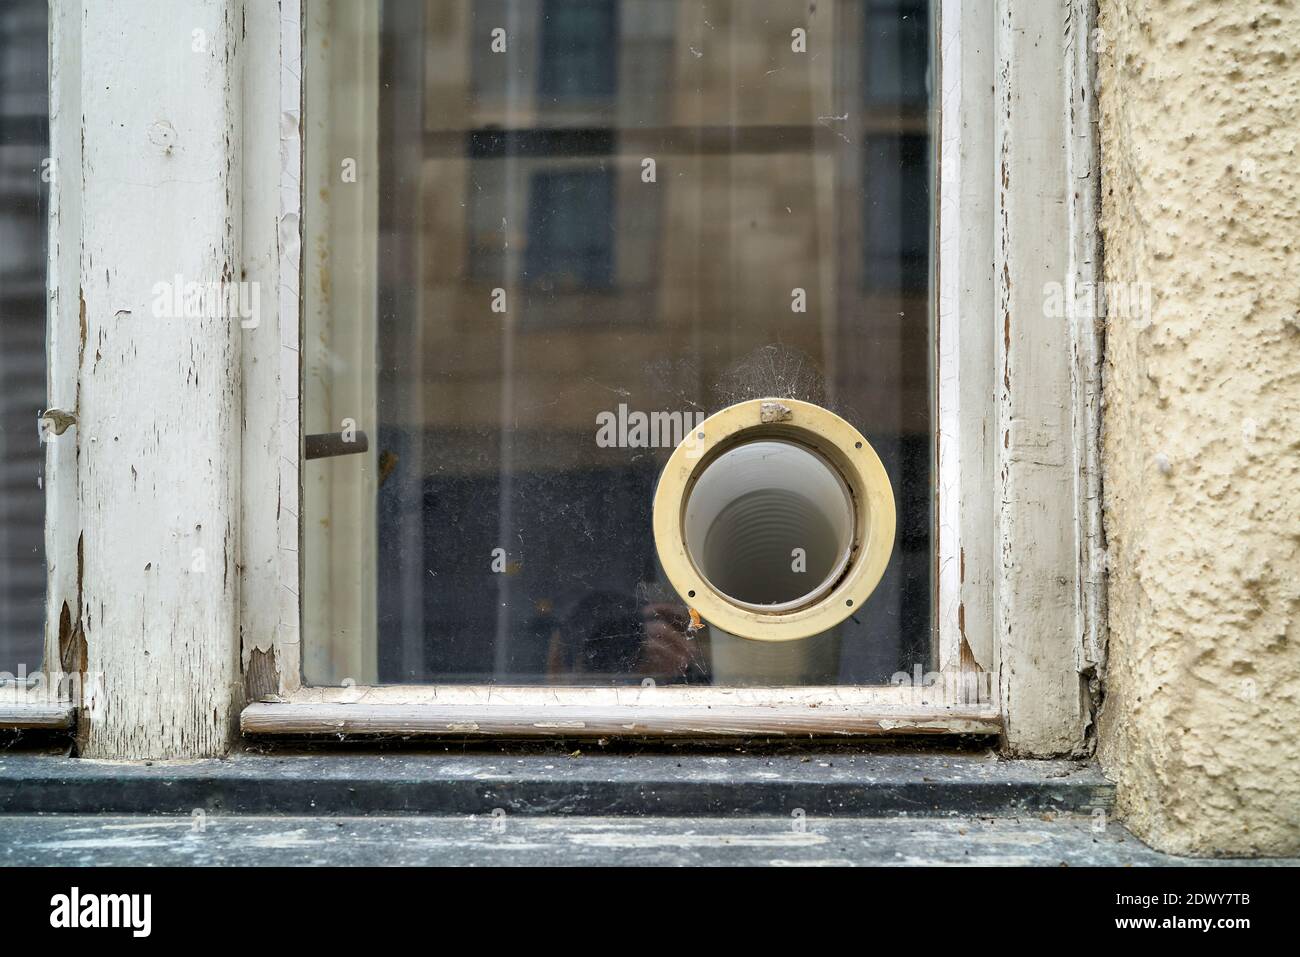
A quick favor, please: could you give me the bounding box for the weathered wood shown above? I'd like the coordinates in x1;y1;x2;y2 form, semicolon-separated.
241;701;1000;738
240;0;303;702
223;0;1096;754
0;703;75;730
1066;0;1108;714
276;682;994;707
275;2;305;696
937;0;997;676
76;1;243;758
43;0;83;687
248;683;1000;738
993;0;1098;755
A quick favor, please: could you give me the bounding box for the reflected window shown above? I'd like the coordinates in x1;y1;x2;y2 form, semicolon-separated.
525;166;615;290
864;0;929;107
539;0;619;100
864;133;930;292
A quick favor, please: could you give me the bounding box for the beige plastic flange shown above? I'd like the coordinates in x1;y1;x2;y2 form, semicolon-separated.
652;398;896;643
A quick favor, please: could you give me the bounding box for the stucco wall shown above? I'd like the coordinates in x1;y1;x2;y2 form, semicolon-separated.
1097;0;1300;855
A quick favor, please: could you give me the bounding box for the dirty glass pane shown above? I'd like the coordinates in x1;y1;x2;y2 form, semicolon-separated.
304;0;934;687
0;0;48;676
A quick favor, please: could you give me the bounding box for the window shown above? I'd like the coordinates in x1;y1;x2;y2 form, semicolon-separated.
863;0;929;107
7;0;1101;755
538;0;619;100
523;166;615;290
0;0;48;676
465;130;637;306
863;133;930;293
303;0;938;690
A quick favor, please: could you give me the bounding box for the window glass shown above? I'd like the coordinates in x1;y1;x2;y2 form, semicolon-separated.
305;0;934;687
0;0;48;675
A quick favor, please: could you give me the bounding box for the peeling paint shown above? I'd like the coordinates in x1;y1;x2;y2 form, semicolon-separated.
74;1;243;759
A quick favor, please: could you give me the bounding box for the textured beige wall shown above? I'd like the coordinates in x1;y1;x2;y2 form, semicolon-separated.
1097;0;1300;855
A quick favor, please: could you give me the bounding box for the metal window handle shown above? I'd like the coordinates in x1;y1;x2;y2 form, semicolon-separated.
305;431;370;460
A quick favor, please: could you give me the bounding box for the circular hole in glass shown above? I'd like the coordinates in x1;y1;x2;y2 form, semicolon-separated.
683;440;855;612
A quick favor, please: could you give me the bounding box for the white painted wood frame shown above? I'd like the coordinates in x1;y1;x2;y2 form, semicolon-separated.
991;0;1103;755
236;0;993;741
939;0;1103;757
242;0;1102;753
63;0;244;758
15;0;303;755
14;1;1102;757
240;0;305;705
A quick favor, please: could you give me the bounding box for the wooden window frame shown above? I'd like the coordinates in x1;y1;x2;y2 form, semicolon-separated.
240;0;1102;752
6;0;1103;758
0;0;77;732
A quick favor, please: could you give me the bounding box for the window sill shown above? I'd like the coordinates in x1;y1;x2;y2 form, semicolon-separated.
0;701;75;730
240;700;1000;739
0;751;1105;818
6;813;1225;867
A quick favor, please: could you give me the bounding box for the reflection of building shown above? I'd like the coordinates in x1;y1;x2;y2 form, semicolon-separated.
351;0;933;682
401;0;930;453
0;0;48;671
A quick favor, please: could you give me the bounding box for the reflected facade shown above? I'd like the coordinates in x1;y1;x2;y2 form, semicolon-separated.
304;0;934;686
